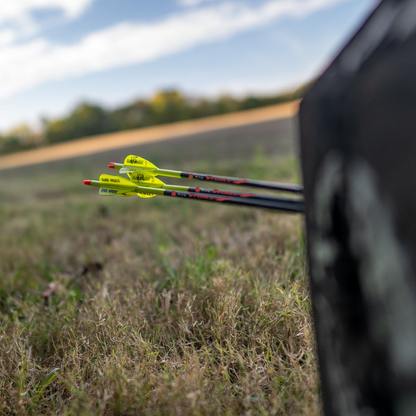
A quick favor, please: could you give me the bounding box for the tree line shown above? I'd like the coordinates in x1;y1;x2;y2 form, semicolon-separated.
0;83;311;155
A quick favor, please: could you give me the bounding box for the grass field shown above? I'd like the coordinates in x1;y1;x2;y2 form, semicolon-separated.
0;121;321;415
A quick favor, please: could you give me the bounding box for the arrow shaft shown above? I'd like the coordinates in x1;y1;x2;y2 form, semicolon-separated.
176;185;303;206
179;171;302;193
129;180;303;206
161;189;303;213
111;163;302;194
88;180;302;212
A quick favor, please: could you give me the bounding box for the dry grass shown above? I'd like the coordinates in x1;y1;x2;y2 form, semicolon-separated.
0;152;321;415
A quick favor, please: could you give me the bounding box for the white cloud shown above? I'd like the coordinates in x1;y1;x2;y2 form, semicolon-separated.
0;0;95;38
0;29;16;46
0;0;94;23
0;0;351;100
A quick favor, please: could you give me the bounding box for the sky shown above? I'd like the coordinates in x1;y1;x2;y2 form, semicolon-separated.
0;0;378;132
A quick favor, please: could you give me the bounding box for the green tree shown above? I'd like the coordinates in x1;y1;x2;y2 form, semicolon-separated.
0;124;42;155
45;102;110;144
150;90;190;124
214;94;240;114
109;100;154;131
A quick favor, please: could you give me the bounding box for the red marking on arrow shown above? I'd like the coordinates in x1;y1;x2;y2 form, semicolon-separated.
217;198;231;202
189;174;194;179
241;194;255;198
233;180;249;184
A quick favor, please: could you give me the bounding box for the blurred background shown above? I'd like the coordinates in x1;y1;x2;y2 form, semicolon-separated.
0;1;379;414
0;0;376;153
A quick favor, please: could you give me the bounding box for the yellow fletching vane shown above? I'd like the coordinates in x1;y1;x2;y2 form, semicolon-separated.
123;155;158;170
98;174;150;197
136;192;156;198
99;174;137;189
98;174;156;198
127;171;165;187
99;188;136;197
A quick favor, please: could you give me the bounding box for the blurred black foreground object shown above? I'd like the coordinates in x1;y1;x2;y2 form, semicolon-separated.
299;0;416;415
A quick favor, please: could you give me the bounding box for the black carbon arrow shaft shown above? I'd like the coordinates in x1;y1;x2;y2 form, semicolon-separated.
109;162;303;194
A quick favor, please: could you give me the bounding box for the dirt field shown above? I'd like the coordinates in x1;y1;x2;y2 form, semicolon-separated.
0;100;299;172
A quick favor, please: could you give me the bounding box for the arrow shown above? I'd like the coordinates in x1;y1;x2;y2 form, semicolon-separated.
126;170;304;208
108;155;303;194
83;174;303;213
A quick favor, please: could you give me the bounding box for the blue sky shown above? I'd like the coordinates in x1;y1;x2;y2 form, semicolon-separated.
0;0;378;132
